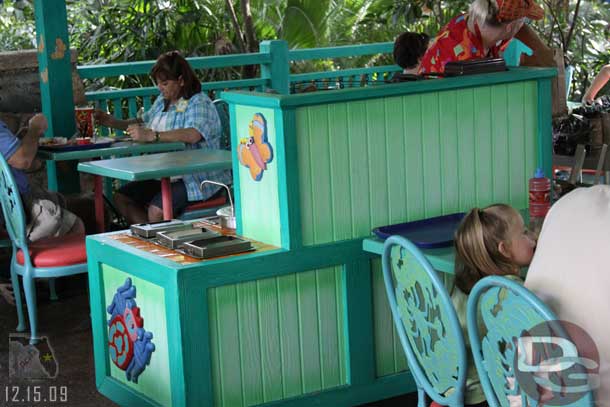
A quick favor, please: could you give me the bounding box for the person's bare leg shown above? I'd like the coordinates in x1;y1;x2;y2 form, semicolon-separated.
114;192;148;224
147;205;164;222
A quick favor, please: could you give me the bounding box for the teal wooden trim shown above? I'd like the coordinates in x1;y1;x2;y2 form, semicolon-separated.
362;237;455;274
274;108;292;249
290;65;400;83
98;376;165;407
45;161;58;192
183;240;369;287
220;91;282;108
34;0;75;140
345;260;375;386
222;67;558;108
86;87;159;100
85;78;268;102
202;78;268;91
77;53;273;79
165;277;187;407
179;282;214;406
260;40;290;94
537;78;553;177
288;42;393;61
229;103;243;236
279;109;302;249
87;242;109;391
255;372;415;406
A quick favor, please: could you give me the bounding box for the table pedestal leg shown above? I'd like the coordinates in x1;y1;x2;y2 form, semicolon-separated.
161;178;173;220
94;175;105;232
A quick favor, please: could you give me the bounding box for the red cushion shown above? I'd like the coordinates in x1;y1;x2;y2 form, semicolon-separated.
17;233;87;268
184;195;227;211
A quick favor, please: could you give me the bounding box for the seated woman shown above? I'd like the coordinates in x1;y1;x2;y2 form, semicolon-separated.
525;185;610;405
418;0;545;75
95;51;231;224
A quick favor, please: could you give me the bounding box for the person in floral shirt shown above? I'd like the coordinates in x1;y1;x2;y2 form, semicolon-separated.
419;0;544;75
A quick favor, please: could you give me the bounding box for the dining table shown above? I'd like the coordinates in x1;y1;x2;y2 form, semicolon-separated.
38;140;186;193
77;148;233;232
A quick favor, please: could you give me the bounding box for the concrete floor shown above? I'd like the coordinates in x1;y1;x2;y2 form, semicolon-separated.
0;273;417;407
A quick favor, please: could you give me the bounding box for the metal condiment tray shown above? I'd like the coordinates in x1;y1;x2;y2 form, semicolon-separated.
181;236;253;259
130;219;192;238
156;227;220;249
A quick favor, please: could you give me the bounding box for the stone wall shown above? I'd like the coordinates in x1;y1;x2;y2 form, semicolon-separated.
0;48;86;114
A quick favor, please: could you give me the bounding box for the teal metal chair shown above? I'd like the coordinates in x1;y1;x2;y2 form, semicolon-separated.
0;154;88;344
382;235;467;407
179;98;231;221
467;276;595;406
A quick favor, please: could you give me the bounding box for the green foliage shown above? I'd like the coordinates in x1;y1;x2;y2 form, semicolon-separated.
1;0;608;98
0;0;36;50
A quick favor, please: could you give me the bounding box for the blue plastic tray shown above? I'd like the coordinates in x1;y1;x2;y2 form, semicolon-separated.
372;212;465;248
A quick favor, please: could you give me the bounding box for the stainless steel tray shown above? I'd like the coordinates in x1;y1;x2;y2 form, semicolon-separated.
130;219;191;238
181;236;253;259
156;227;220;249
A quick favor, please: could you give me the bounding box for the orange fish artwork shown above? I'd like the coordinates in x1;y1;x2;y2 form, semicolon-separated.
238;113;273;181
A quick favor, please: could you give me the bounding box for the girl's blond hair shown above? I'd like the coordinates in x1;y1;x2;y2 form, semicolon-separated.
454;204;520;294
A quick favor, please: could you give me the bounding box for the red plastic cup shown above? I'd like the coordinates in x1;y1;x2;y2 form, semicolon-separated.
75;106;95;137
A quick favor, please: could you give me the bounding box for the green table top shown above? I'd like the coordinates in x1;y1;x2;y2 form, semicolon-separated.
77;148;232;181
362;237;455;274
37;141;185;161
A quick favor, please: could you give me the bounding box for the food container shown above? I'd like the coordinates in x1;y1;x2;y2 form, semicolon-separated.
200;180;235;230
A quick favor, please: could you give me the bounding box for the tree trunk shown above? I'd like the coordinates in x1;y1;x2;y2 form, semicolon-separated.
240;0;259;78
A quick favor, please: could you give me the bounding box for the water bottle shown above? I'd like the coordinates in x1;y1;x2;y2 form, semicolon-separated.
529;168;551;236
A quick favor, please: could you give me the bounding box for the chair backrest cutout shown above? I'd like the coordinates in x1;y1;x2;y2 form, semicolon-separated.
382;235;467;405
467;276;595;407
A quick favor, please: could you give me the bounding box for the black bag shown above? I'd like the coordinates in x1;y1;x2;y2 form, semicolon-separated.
444;58;507;77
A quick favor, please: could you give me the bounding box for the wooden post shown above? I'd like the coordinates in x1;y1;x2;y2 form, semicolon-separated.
260;40;290;95
34;0;79;192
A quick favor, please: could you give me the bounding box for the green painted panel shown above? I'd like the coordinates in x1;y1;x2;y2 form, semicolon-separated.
370;259;408;376
328;104;353;241
101;265;172;407
385;97;407;224
347;101;372;238
208;267;347;407
234;105;282;246
367;99;390;232
296;81;540;245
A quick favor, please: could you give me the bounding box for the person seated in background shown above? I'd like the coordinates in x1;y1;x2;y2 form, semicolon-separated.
582;64;610;104
0;114;85;242
450;204;536;406
392;31;430;78
94;50;232;224
418;0;545;75
525;185;610;406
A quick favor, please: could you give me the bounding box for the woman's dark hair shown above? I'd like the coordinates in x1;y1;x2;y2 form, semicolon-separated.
393;32;430;69
150;50;201;100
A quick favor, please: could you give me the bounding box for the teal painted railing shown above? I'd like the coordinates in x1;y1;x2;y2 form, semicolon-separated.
78;40;400;135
